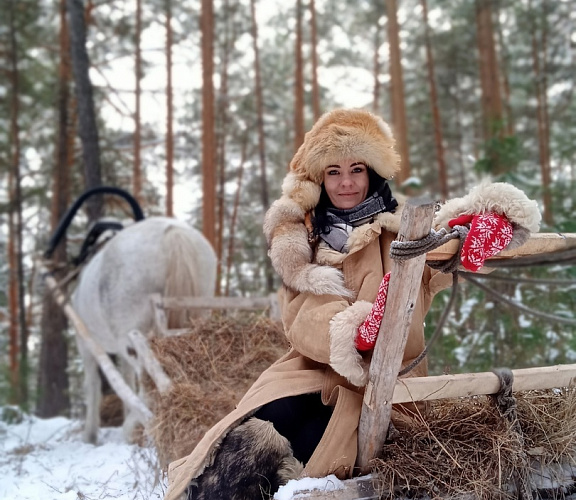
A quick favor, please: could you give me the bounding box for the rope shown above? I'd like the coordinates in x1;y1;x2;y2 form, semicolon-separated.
490;368;532;499
389;226;576;375
459;272;576;286
398;270;459;376
390;225;468;375
463;273;576;326
390;226;466;260
390;225;469;274
491;368;521;430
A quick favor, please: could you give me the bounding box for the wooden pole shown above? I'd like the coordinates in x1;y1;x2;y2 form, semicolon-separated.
41;265;153;422
392;364;576;404
426;232;576;262
127;329;172;394
357;198;436;469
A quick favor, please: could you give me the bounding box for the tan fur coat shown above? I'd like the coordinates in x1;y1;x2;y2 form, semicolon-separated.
164;109;541;500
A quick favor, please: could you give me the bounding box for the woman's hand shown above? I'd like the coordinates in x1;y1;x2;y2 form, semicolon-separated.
449;212;514;272
356;272;391;351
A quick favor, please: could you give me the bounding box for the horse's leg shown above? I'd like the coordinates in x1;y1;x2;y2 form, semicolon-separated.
118;356;141;443
78;340;101;444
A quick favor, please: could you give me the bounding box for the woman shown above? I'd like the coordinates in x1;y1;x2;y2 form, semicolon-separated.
164;108;541;500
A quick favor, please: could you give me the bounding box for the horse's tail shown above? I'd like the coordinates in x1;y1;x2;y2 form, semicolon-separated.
163;225;204;329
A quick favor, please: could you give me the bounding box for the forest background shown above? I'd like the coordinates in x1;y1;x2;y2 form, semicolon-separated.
0;0;575;420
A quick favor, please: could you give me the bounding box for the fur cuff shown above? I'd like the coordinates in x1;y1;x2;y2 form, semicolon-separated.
435;181;541;232
434;181;541;249
264;195;352;297
329;300;373;387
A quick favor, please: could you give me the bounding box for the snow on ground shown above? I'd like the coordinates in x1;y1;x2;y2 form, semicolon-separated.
0;411;347;500
0;410;167;500
274;475;345;499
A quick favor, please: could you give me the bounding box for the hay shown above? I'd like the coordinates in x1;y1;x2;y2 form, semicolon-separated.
140;314;576;497
373;387;576;499
144;315;289;467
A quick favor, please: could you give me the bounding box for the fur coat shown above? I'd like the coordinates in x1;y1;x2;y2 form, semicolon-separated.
163;109;541;500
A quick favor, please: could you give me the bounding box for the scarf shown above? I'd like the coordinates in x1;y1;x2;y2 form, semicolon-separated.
319;180;398;253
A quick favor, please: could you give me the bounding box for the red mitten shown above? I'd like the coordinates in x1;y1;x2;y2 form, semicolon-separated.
449;212;513;272
355;272;390;351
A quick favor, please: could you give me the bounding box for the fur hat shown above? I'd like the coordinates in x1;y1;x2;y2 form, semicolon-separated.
264;108;400;296
282;108;400;211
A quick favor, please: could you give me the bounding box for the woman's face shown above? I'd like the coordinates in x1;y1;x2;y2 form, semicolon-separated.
323;160;370;209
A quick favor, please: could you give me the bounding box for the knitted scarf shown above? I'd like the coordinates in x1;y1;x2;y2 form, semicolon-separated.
319;180;398;253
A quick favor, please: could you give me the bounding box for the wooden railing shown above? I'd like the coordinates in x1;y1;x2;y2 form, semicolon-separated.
151;293;280;336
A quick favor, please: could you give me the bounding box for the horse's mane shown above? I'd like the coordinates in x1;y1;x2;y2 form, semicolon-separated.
163;225;203;328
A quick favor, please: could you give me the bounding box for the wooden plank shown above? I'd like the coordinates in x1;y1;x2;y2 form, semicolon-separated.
392;364;576;404
127;329;172;394
161;295;274;310
285;470;576;500
357;198;436;469
41;265;153;423
427;232;576;261
160;327;190;337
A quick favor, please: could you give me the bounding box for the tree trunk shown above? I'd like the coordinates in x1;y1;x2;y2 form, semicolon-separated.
37;0;72;417
530;0;553;226
134;0;143;205
7;0;30;407
67;0;103;221
215;0;234;295
309;0;321;120
475;0;505;174
249;0;269;211
386;0;410;183
494;10;515;137
165;0;174;216
225;133;248;297
250;0;274;293
7;0;20;405
372;20;381;114
421;0;448;201
224;134;248;296
293;0;305;153
201;0;216;248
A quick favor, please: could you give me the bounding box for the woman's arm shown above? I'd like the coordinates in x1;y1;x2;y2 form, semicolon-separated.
279;287;373;387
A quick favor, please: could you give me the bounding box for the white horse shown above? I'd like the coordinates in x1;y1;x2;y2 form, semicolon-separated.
71;216;217;443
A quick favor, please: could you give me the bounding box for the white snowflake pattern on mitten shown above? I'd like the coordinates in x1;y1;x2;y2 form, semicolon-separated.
461;212;513;272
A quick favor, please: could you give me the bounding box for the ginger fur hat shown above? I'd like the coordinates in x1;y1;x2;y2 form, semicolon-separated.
264;108;402;296
282;108;400;211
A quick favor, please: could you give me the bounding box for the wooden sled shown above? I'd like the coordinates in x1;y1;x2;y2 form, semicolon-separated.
289;199;576;499
41;202;576;499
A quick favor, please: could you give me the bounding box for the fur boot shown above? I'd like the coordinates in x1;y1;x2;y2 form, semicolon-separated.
187;417;303;500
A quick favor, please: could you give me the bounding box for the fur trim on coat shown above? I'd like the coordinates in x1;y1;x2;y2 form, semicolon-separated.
329;300;373;387
263;195;352;297
434;180;542;249
264;108;403;297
